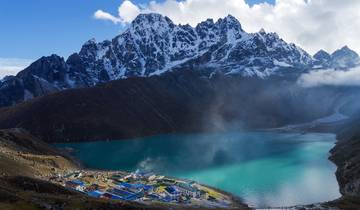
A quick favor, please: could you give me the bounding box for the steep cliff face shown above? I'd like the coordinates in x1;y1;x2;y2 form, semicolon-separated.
330;137;360;197
330;118;360;198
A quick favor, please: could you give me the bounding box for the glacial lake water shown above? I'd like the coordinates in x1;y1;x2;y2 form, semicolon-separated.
55;132;341;208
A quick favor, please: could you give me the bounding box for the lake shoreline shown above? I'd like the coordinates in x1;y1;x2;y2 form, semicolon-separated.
2;127;358;209
55;131;340;208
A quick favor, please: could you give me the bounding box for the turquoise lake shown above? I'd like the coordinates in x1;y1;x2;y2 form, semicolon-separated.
56;132;341;207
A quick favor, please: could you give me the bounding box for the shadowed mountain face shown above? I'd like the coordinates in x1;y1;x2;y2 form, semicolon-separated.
0;68;356;143
0;13;359;107
328;114;360;202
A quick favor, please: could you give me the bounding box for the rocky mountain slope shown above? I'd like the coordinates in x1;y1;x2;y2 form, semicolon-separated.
1;13;359;107
0;129;250;210
319;116;360;210
330;116;360;198
1;12;360;210
330;135;360;198
0;128;77;177
0;68;353;143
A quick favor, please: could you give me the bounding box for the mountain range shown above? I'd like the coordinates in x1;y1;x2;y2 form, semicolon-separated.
1;13;360;209
0;13;359;107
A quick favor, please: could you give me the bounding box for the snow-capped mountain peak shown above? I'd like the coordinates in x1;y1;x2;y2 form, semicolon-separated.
0;14;313;93
313;46;360;69
86;13;312;78
1;13;358;107
258;28;266;34
216;14;244;33
130;13;175;35
331;45;360;68
314;50;331;61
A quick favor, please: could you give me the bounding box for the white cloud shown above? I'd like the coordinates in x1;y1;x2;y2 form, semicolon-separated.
118;0;141;23
298;67;360;87
0;58;33;79
94;0;140;25
94;10;122;24
94;0;360;55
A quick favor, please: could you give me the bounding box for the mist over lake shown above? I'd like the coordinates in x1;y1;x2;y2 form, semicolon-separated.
56;131;340;207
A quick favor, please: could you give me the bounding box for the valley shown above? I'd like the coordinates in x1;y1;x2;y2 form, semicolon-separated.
0;128;249;210
0;12;360;210
55;132;341;208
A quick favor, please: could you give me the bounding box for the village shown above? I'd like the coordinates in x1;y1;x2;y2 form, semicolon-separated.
49;170;234;208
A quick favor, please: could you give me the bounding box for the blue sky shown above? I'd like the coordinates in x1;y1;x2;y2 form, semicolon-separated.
0;0;274;60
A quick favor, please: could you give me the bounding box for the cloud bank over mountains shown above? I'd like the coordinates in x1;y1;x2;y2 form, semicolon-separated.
0;58;33;79
298;67;360;87
94;0;360;55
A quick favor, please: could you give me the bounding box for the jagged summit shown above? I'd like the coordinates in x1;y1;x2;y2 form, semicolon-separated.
331;46;360;68
132;13;174;24
313;50;331;67
337;45;353;52
314;50;330;59
216;14;244;32
84;38;97;45
130;13;175;32
259;28;266;34
332;45;359;59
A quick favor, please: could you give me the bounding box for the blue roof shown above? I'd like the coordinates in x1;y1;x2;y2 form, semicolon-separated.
126;193;140;201
119;182;153;190
112;188;133;197
120;182;132;188
71;180;84;186
106;190;140;201
162;196;173;202
143;185;153;191
108;193;122;200
87;190;103;198
176;182;197;192
165;186;179;194
147;194;161;200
